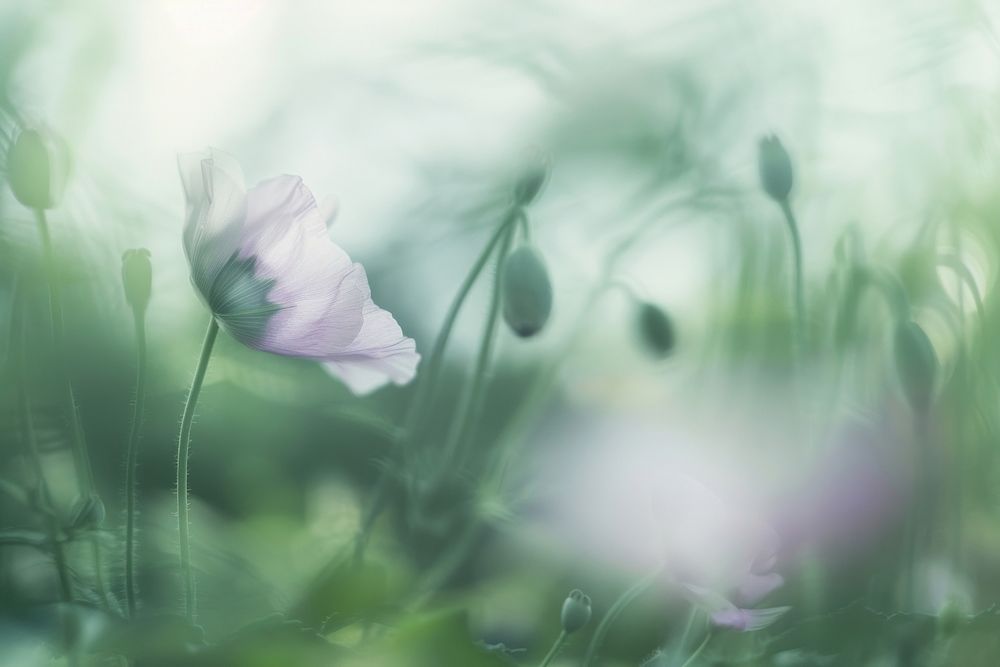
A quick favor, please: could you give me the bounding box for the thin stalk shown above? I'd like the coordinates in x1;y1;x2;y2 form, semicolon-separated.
409;208;520;435
537;630;566;667
353;208;519;561
34;209;95;492
778;199;804;336
442;221;516;466
904;409;931;609
484;212;678;492
124;312;147;618
176;317;220;623
678;632;712;667
675;606;699;655
582;567;662;667
15;294;77;666
34;209;110;608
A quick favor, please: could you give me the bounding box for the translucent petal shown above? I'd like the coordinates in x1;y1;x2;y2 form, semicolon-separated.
178;149;248;303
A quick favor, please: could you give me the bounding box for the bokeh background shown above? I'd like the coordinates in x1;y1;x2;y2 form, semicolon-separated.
3;1;1000;665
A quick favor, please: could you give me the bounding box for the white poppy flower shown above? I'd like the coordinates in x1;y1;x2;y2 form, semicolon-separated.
178;148;419;394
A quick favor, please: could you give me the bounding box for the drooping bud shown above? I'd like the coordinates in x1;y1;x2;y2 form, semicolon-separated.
513;156;549;207
560;589;592;634
68;494;106;531
502;244;552;337
6;127;70;210
894;319;938;414
636;302;675;358
758;134;793;203
122;248;153;315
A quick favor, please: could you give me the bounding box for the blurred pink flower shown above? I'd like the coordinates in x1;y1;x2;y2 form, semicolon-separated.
178;148;419;394
679;530;790;633
534;416;791;631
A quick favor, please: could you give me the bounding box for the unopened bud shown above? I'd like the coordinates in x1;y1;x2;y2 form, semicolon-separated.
637;302;675;358
937;600;968;639
502;244;552;337
7;127;70;210
561;589;592;634
122;248;153;315
758;134;793;203
894;319;937;414
513;157;549;207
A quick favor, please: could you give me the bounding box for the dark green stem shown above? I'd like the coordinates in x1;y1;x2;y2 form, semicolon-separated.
779;199;805;335
124;312;147;619
34;208;95;492
353;209;519;561
15;292;77;665
34;208;110;609
176;317;219;623
441;221;516;466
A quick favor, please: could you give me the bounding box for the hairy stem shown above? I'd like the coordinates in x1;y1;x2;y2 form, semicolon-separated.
124;312;147;618
176;317;219;623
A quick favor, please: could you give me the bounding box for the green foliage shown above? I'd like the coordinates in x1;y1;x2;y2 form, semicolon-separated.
3;2;1000;666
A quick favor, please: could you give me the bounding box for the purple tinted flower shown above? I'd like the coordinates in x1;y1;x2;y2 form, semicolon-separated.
710;606;791;632
683;583;790;633
179;149;419;394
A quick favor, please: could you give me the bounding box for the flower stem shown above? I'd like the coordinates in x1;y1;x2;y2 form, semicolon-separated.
441;220;516;466
582;567;661;667
124;311;148;619
678;632;712;667
34;209;95;493
778;199;804;336
537;630;566;667
15;288;78;665
34;208;110;609
176;317;219;623
353;208;519;561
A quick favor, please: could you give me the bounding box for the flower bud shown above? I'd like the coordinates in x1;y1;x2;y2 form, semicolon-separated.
122;248;153;315
560;589;591;634
513;157;549;207
502;244;552;337
758;134;793;203
69;494;106;531
636;302;675;358
894;319;937;414
937;600;968;639
6;127;70;210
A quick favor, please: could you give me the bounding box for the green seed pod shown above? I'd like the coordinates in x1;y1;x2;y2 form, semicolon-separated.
894;319;938;414
513;157;549;207
7;127;70;210
502;244;552;337
122;248;153;315
637;302;675;358
758;134;793;203
69;494;106;531
561;589;592;634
